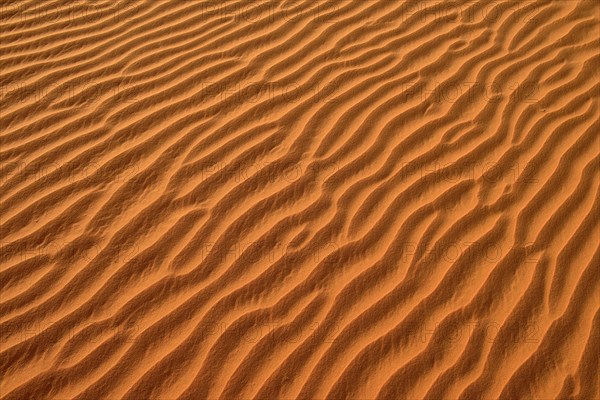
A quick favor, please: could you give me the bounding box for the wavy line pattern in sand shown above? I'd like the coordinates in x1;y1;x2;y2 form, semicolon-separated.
1;1;599;399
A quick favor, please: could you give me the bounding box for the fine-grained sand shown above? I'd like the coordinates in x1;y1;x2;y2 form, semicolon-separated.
1;1;599;399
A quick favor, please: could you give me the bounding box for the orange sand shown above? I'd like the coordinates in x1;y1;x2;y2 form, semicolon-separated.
1;1;599;399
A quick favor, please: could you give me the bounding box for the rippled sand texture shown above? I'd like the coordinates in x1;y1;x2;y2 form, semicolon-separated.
1;0;599;399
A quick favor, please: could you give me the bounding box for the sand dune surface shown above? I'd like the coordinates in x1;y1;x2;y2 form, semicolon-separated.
1;1;599;399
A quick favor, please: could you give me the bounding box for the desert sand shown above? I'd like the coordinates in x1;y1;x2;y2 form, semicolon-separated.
1;1;599;399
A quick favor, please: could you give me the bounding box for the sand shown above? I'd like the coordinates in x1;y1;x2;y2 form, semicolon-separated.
1;1;599;399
